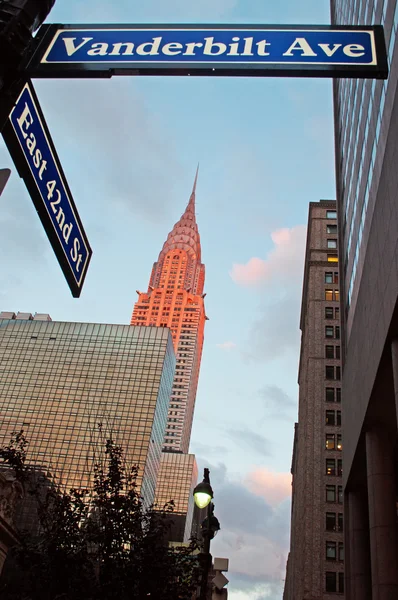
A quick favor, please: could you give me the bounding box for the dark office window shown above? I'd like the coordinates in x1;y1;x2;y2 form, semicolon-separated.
325;307;334;319
327;210;337;219
338;486;343;503
326;485;336;502
337;460;343;477
326;541;337;560
326;388;335;402
326;434;335;450
337;411;341;426
326;512;336;531
333;272;339;284
335;307;340;319
336;326;340;339
326;366;335;380
336;345;341;359
327;224;337;234
325;272;333;283
326;571;337;592
326;459;336;476
325;345;334;358
336;366;341;380
338;572;345;593
326;326;334;338
338;513;344;532
336;388;341;403
326;410;335;426
338;543;344;561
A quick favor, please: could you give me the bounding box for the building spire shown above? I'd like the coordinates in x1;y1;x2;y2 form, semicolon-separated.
186;164;199;215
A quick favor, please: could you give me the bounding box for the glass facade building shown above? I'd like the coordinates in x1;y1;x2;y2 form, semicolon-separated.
0;317;175;505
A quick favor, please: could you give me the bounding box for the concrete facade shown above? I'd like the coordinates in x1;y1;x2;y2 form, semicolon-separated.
284;201;344;599
331;1;398;598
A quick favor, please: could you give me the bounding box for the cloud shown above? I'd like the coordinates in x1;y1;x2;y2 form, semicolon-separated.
230;225;307;287
243;294;301;362
245;468;291;507
258;385;297;421
216;341;237;351
225;428;272;457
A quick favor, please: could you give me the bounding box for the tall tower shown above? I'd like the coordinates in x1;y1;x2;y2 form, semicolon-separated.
131;167;206;454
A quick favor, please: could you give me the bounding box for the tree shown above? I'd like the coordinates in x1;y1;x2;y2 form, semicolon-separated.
0;432;201;600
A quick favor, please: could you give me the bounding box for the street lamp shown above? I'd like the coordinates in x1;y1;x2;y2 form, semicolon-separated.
193;468;221;600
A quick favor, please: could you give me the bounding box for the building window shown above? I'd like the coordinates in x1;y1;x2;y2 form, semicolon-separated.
336;388;341;402
336;366;341;380
338;513;344;532
338;572;345;593
326;388;335;402
326;410;335;426
326;571;337;592
325;289;334;301
336;326;340;339
338;543;344;561
326;434;335;450
327;210;337;219
335;290;340;302
325;345;334;359
325;307;334;319
337;460;342;477
326;512;336;531
326;485;336;502
327;224;337;234
327;255;339;263
326;366;335;380
338;486;343;503
336;346;341;359
335;307;340;319
325;272;334;283
337;435;342;451
326;459;336;476
326;541;337;560
327;239;338;249
337;411;341;426
326;326;334;338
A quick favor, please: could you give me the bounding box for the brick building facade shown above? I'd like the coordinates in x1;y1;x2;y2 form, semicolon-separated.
284;201;344;599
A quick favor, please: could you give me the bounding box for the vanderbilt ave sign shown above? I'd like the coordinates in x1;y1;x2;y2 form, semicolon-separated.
27;24;388;79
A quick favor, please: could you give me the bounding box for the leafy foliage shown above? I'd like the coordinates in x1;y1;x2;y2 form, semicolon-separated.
0;433;200;600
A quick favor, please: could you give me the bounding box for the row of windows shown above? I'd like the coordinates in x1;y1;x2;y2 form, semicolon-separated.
326;459;343;477
325;345;341;359
326;434;342;451
326;387;341;403
326;571;344;594
326;326;340;339
326;410;341;426
326;366;341;381
326;541;344;561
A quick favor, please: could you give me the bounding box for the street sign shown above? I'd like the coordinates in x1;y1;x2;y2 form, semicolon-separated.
2;81;92;297
26;24;388;79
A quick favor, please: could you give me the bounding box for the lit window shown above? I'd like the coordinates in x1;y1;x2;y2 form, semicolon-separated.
327;255;339;262
326;541;337;560
325;290;334;301
326;434;335;450
327;210;337;219
326;459;335;476
327;239;337;249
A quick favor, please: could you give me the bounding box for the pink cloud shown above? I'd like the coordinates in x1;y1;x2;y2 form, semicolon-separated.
245;468;291;506
230;225;307;287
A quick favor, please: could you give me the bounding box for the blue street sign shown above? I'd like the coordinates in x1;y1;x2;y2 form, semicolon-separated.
27;24;388;79
2;82;92;297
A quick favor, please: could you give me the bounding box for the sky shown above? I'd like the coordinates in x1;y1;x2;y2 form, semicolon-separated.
0;1;336;598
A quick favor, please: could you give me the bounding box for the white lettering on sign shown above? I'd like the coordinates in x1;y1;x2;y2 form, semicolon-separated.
14;102;85;271
343;43;365;57
283;38;318;57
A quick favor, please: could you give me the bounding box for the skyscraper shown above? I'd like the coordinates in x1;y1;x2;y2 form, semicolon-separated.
331;0;398;597
284;201;344;599
131;168;206;454
0;314;175;506
131;169;207;541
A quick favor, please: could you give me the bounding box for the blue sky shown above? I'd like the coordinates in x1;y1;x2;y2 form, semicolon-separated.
0;1;336;598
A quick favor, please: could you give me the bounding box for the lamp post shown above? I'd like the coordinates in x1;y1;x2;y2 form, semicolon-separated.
193;468;220;600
